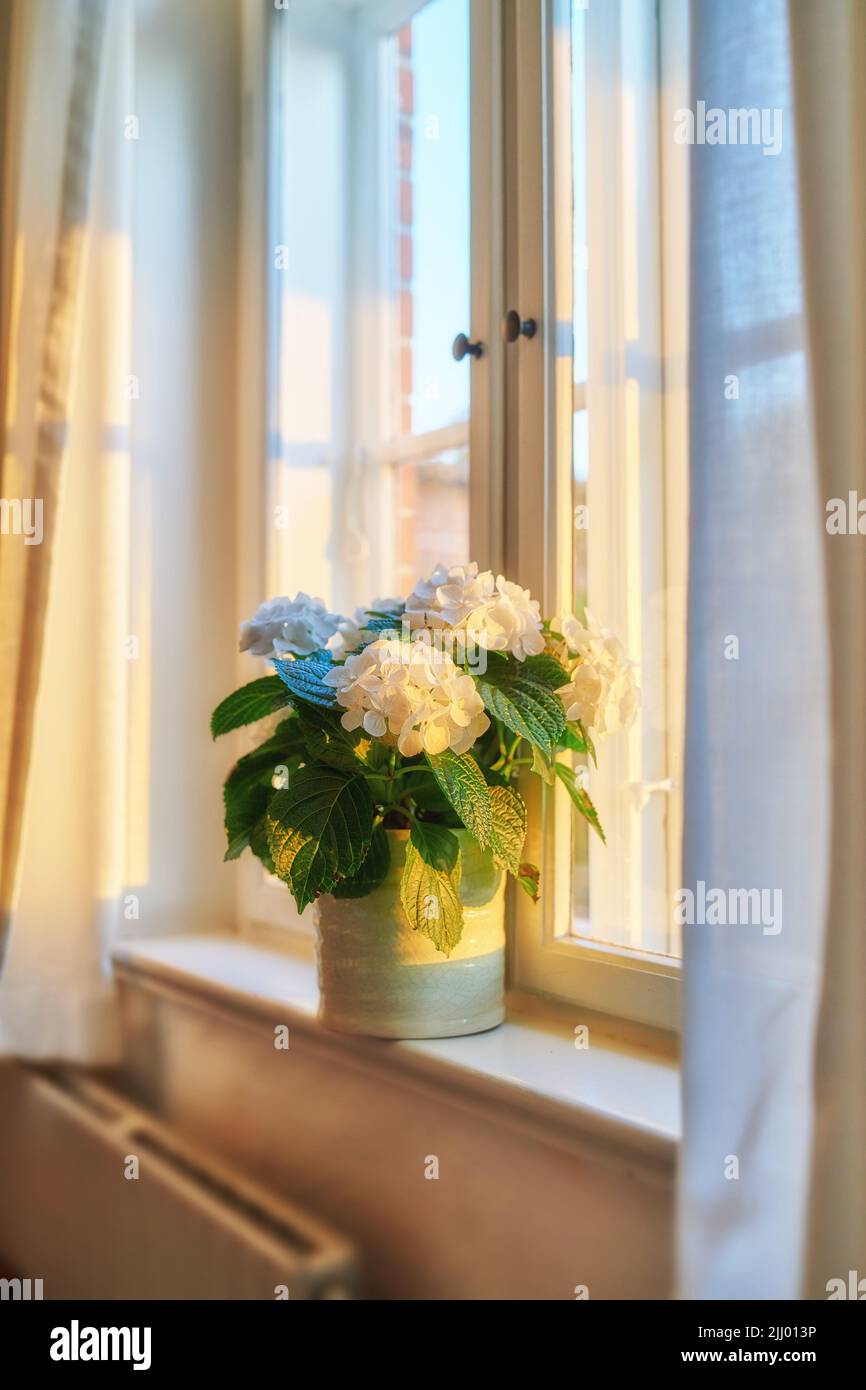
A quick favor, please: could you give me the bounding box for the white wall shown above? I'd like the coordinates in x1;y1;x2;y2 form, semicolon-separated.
128;0;241;936
117;975;675;1300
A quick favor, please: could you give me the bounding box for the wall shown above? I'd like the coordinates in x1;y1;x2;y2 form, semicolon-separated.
116;974;675;1301
127;0;241;936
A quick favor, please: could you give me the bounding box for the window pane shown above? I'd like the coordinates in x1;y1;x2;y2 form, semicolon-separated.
391;445;469;592
572;3;588;386
270;10;349;604
562;3;591;926
557;0;676;957
269;0;471;612
393;0;471;439
572;406;589;924
383;0;471;594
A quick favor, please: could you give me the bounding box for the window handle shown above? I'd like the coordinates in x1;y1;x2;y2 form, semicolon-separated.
452;332;484;361
630;777;679;811
501;309;537;343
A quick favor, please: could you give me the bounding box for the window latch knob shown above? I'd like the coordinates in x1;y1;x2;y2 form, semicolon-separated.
502;309;537;343
452;332;484;361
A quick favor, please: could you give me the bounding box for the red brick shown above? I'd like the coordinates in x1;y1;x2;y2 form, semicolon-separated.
399;178;412;226
399;66;414;114
398;232;412;282
399;289;413;339
401;401;412;435
399;122;412;171
398;25;412;58
400;345;413;397
398;463;417;508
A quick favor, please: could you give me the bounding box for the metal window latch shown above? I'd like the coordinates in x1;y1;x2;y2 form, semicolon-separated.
451;332;484;361
630;777;679;810
501;309;537;342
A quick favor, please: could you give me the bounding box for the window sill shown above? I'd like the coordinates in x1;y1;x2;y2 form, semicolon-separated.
111;932;680;1167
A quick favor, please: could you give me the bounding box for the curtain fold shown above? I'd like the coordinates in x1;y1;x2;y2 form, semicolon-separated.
679;0;831;1298
0;0;133;1062
0;0;108;936
787;0;866;1298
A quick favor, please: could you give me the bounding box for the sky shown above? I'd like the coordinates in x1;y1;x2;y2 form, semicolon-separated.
409;0;471;436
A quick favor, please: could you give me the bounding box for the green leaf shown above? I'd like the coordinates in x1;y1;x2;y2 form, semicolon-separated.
222;716;307;860
227;718;304;789
481;764;510;788
256;712;308;753
266;766;374;911
425;750;494;848
224;776;270;856
400;838;464;956
363;614;403;635
224;829;253;862
476;659;565;758
274;651;337;709
488;785;527;877
295;703;371;772
331;825;391;898
554;763;606;843
211;677;291;739
517;862;541;903
400;773;463;825
531;743;556;784
224;761;274;853
522;651;571;687
249;816;276;875
559;719;597;765
409;820;460;873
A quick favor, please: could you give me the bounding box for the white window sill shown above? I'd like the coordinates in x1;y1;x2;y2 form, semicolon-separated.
111;932;680;1164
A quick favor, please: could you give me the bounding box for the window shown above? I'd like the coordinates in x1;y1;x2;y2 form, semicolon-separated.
240;0;688;1028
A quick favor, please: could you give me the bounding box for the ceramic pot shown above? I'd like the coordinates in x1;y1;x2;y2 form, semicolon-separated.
315;828;505;1039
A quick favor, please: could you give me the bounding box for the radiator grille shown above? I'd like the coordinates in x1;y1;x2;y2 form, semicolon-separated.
0;1064;359;1300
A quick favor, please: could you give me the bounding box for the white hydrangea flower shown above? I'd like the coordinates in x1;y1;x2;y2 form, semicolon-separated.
404;562;544;661
404;562;495;630
322;636;490;757
325;615;366;661
555;609;640;736
368;596;405;617
239;594;341;658
325;598;406;660
464;577;546;661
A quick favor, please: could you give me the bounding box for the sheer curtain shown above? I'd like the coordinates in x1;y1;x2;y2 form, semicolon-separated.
679;0;830;1298
0;0;133;1060
682;0;866;1299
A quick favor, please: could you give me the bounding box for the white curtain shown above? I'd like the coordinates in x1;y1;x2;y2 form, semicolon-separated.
0;0;134;1061
679;0;831;1298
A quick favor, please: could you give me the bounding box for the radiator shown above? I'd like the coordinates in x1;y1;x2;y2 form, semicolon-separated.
0;1064;359;1300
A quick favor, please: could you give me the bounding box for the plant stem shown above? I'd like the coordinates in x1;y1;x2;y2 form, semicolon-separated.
378;802;416;824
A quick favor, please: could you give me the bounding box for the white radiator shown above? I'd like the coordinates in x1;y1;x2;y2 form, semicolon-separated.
0;1064;359;1300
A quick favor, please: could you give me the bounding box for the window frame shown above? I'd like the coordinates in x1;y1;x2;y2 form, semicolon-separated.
506;0;688;1031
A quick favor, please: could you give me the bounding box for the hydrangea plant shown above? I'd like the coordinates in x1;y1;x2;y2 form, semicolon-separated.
212;563;638;956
